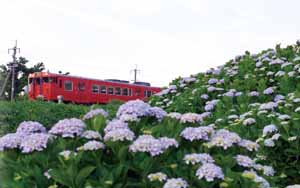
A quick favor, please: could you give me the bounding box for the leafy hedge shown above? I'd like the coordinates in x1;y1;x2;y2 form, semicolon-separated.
0;99;122;135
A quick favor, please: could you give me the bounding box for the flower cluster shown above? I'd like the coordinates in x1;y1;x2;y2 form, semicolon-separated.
81;130;102;140
163;178;188;188
167;112;182;120
83;108;108;120
196;163;224;182
180;126;214;141
208;129;241;149
20;133;51;153
104;128;135;142
129;135;178;156
77;140;105;151
148;107;167;121
0;133;24;151
49;118;86;138
183;153;215;165
235;155;254;167
180;113;202;123
147;172;167;182
16;121;46;135
104;119;128;133
116;100;151;121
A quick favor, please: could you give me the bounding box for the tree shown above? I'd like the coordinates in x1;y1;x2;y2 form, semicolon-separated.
0;57;45;100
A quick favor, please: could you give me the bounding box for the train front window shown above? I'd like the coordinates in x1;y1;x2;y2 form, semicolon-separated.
64;80;73;91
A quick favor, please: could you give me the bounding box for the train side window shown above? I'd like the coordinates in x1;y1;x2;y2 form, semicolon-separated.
78;82;86;91
64;80;73;91
147;91;152;97
36;78;41;85
92;85;99;93
108;87;114;95
122;88;128;96
144;90;147;97
115;87;121;95
43;77;49;83
135;90;140;96
59;80;62;88
100;86;106;94
129;88;132;96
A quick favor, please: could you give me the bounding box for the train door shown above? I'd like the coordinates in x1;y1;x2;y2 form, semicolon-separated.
76;81;86;103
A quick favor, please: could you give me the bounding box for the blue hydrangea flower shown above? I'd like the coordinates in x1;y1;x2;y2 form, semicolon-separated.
81;130;102;140
77;140;105;151
262;124;277;137
208;129;241;149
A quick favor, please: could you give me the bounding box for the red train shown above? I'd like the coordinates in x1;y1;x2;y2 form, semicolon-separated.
28;72;161;104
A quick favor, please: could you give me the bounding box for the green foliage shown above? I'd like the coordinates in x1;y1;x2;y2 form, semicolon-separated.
0;99;122;136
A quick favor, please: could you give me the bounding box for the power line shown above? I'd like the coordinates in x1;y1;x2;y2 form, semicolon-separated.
7;40;20;101
130;64;140;83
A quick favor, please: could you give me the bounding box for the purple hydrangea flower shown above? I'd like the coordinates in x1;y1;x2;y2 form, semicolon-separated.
242;170;270;188
81;130;102;140
180;113;202;123
248;91;260;97
158;137;179;150
49;118;86;138
0;133;24;151
208;78;218;85
238;139;259;151
180;126;214;141
77;140;105;151
104;119;128;133
201;94;209;100
264;139;275;147
208;129;241;149
83;108;108;120
263;87;274;95
148;107;167;121
129;135;177;156
196;163;224;182
16;121;46;135
147;172;168;182
167;112;182;120
104;128;135;142
20;133;51;153
116;100;151;120
235;155;254;167
183;153;215;165
163;178;188;188
242;118;256;126
262;124;277;137
259;102;278;111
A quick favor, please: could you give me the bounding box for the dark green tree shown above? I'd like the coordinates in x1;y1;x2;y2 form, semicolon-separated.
0;57;45;100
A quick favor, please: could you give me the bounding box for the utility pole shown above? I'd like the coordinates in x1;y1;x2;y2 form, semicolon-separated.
130;64;140;83
8;40;20;101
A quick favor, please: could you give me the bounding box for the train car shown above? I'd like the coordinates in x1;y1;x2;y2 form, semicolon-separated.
28;72;161;104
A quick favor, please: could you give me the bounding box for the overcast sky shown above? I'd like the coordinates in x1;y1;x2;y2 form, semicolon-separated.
0;0;299;86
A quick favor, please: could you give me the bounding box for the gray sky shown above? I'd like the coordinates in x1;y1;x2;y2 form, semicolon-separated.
0;0;299;86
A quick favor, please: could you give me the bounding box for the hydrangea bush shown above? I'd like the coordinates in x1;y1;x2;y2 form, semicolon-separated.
1;41;300;187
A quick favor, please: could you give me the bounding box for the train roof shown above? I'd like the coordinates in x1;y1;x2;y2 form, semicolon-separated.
28;72;160;88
